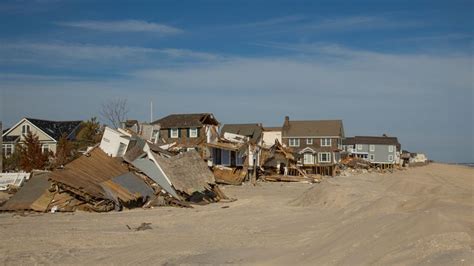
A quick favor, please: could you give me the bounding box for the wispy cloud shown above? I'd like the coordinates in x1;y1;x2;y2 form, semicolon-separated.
306;16;421;31
57;20;183;34
232;15;306;28
0;42;220;65
3;45;472;162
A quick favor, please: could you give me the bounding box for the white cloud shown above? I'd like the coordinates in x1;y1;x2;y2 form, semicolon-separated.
2;45;472;162
0;42;220;65
57;20;183;34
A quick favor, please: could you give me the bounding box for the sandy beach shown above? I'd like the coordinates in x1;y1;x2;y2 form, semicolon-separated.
0;163;472;265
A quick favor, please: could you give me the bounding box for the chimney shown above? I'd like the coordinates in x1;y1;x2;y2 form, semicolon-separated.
284;116;290;127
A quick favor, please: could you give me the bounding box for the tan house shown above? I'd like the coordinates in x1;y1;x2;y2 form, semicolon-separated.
281;116;344;175
2;118;82;157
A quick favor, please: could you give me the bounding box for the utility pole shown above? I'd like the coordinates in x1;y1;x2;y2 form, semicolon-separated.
150;101;153;123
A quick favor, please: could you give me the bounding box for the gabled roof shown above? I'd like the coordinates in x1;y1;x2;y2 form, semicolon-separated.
220;123;263;143
282;119;344;137
27;118;82;141
343;136;400;149
151;113;219;128
3;118;82;141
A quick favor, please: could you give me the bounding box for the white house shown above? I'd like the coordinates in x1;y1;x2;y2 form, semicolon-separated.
99;127;133;157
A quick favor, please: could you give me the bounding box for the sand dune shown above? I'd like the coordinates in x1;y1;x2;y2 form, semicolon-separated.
0;163;472;265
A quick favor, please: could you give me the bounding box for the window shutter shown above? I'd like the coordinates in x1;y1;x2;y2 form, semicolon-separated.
178;128;181;138
187;128;190;138
197;128;200;137
168;129;171;138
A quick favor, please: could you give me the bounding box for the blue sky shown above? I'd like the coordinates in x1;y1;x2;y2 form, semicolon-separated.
1;0;473;162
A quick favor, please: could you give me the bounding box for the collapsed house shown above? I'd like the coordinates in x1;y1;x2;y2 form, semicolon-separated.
260;140;320;183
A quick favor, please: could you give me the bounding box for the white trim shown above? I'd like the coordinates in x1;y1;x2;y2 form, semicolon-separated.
306;138;313;145
189;128;198;138
298;147;316;154
369;145;375;152
388;155;394;162
289;138;300;147
2;118;57;142
321;138;332;147
170;128;179;138
318;152;331;163
357;144;363;151
388;145;394;152
303;153;314;164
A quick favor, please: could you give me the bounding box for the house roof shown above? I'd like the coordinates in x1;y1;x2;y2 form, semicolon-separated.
282;119;344;137
263;126;282;131
343;136;401;149
25;118;82;141
151;113;219;128
220;123;263;143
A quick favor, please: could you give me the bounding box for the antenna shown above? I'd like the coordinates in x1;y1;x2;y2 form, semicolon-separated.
150;101;153;123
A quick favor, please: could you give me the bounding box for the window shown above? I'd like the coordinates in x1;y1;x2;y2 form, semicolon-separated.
3;144;13;157
321;138;332;147
318;152;331;163
221;150;230;165
388;155;394;162
357;144;363;150
289;138;300;147
151;129;159;143
21;124;30;134
303;153;314;164
388;145;394;152
42;144;49;154
369;145;375;152
117;142;127;156
189;128;198;138
170;128;179;138
306;138;313;145
369;154;375;161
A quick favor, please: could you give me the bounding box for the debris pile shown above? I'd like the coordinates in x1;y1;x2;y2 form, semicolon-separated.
0;127;232;213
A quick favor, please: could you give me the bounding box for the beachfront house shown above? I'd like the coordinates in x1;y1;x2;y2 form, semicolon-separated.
151;113;220;152
281;116;344;176
2;117;82;157
343;135;401;166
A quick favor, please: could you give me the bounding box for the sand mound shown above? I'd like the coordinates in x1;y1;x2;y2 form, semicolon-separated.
289;181;364;208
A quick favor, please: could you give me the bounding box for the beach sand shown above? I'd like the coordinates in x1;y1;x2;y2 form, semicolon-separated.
0;163;472;265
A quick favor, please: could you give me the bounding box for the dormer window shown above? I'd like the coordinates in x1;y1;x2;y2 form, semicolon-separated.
22;124;30;134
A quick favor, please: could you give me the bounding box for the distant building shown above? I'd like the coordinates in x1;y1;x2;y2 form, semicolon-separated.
2;118;82;157
343;135;401;165
281;116;344;175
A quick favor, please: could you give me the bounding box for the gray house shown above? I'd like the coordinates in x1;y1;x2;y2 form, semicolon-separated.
343;136;401;165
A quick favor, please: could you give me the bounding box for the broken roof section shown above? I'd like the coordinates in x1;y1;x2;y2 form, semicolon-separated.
220;123;263;144
49;148;149;211
282;117;344;138
151;151;216;196
151;113;219;128
0;172;53;212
